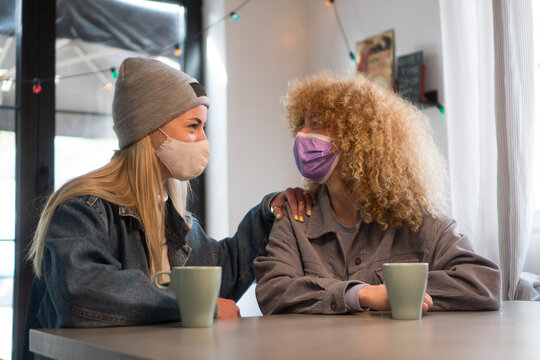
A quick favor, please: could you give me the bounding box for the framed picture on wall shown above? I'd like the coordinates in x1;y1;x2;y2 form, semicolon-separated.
355;29;395;89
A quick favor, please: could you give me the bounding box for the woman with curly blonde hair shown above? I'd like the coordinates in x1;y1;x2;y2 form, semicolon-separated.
255;72;501;314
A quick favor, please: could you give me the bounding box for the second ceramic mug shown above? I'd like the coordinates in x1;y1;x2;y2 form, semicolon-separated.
154;266;222;327
383;262;428;320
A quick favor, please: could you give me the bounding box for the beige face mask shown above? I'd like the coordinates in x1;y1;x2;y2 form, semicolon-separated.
155;129;210;181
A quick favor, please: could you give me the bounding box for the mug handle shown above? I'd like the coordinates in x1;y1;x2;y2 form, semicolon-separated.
154;270;171;290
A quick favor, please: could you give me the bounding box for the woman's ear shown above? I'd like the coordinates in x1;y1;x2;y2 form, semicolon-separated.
149;128;167;150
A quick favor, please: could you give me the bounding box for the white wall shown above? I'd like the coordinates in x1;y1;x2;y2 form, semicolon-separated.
225;0;308;233
204;0;446;316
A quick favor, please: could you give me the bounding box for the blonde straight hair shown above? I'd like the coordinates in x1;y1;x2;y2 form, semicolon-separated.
28;136;190;278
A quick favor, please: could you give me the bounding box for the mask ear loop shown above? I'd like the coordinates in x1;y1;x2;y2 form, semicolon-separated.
158;128;170;139
155;128;174;178
321;138;341;183
319;151;341;183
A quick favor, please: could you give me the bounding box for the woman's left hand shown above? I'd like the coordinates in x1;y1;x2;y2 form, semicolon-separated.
270;187;315;222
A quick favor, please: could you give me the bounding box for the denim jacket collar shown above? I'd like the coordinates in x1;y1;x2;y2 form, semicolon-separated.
114;196;191;248
86;195;142;223
119;205;141;222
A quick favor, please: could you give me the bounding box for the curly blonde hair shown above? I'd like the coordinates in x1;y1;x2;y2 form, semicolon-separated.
284;71;449;231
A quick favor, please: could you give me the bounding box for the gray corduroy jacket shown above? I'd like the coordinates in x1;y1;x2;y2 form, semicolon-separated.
255;185;501;314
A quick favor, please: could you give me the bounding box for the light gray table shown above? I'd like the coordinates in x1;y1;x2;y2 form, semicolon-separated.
30;301;540;360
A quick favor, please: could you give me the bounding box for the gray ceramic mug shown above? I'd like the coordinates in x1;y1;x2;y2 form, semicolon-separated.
382;263;428;320
154;266;222;327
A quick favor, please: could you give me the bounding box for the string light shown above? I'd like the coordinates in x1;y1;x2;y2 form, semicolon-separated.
3;0;255;94
5;0;368;95
174;44;182;57
0;0;255;94
199;0;251;34
327;0;356;63
439;105;445;115
4;0;444;113
32;78;42;94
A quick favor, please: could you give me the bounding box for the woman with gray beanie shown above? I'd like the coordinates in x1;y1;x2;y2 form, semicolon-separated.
22;57;311;359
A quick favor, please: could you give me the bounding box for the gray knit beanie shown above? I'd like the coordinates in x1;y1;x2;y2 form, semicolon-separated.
112;57;210;149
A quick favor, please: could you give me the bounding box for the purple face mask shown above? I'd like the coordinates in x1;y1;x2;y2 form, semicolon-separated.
293;132;341;183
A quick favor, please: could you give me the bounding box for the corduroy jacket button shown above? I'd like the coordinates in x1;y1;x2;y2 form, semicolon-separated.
331;301;337;310
355;257;361;265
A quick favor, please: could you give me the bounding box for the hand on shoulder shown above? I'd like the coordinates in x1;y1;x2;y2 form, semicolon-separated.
270;187;315;222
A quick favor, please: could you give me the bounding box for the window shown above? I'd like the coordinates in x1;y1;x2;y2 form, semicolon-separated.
0;0;17;357
0;132;15;360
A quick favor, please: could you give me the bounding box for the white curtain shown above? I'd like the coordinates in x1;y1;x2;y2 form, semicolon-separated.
439;0;539;300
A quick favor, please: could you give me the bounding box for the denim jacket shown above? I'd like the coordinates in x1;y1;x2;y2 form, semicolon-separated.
23;193;276;359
